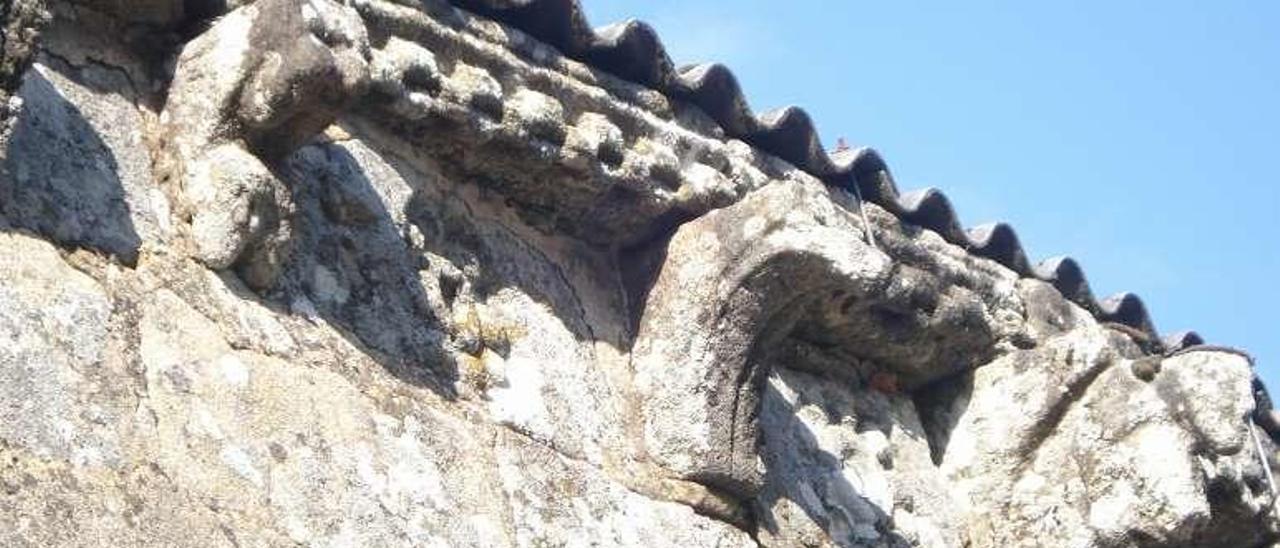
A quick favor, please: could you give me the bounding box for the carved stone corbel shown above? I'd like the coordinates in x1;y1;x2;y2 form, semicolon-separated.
160;0;370;288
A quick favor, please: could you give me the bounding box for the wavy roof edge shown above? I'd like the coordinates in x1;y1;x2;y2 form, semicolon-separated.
446;0;1206;354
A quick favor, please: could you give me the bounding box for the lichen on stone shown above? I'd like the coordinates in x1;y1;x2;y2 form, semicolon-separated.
0;1;1275;547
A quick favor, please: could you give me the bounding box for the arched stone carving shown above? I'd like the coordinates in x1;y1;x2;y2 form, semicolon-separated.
633;179;1011;497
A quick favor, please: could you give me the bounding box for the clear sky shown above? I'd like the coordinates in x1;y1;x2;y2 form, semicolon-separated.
581;1;1279;386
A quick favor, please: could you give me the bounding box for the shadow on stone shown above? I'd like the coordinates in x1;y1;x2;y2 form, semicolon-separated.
1;68;141;265
269;143;459;398
392;153;621;350
754;368;913;547
913;370;975;466
617;227;674;341
206;124;637;403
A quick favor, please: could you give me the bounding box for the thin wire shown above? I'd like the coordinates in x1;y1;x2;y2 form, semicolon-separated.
833;138;877;250
1249;418;1280;520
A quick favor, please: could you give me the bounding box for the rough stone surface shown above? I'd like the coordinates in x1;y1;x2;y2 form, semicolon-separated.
1;1;1277;547
160;0;370;279
0;0;46;144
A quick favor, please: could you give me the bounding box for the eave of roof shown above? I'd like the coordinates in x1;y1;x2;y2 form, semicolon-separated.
445;0;1207;354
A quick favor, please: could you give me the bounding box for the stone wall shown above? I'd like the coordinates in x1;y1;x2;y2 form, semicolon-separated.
0;1;1276;546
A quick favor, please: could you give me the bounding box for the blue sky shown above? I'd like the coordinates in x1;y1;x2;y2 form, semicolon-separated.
581;1;1279;386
